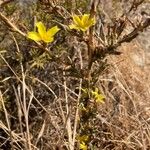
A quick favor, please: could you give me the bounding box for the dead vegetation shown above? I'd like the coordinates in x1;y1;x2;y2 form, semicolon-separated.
0;0;150;149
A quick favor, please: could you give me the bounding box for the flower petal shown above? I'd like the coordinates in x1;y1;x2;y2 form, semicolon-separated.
69;24;80;30
80;27;88;32
36;22;46;38
72;15;83;27
47;26;60;37
96;94;105;103
27;32;41;41
86;17;96;28
43;36;54;43
80;142;87;150
81;14;90;24
69;14;96;32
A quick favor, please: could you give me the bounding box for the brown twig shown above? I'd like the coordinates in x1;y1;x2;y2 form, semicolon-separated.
86;0;99;81
116;18;150;47
95;16;150;58
0;12;26;37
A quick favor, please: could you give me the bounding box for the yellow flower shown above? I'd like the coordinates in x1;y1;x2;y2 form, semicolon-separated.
69;14;95;32
27;22;60;43
91;88;105;103
80;142;87;150
77;135;89;150
78;135;89;142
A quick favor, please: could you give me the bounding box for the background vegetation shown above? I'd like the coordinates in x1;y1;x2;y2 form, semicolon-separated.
0;0;150;149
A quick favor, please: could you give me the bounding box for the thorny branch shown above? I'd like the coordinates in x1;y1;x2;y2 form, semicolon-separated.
94;17;150;59
92;1;150;59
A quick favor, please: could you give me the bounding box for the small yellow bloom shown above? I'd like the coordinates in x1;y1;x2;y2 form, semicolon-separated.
80;142;87;150
77;135;89;150
78;135;89;142
69;14;95;32
91;88;105;103
27;22;60;43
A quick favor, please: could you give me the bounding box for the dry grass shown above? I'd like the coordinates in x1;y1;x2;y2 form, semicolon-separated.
0;0;150;150
95;42;150;150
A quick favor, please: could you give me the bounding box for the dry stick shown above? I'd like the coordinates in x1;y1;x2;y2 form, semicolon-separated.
95;17;150;57
110;0;150;49
72;43;83;148
0;13;26;37
120;18;150;43
0;54;58;132
12;34;32;150
32;77;58;99
43;0;71;19
87;0;99;82
21;65;32;150
114;18;150;48
31;76;68;131
63;71;73;150
13;86;25;139
0;91;14;150
35;120;46;147
0;13;59;130
128;0;145;14
0;114;38;150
